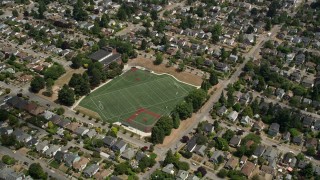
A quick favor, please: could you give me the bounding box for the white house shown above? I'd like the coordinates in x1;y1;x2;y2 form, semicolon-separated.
228;111;239;122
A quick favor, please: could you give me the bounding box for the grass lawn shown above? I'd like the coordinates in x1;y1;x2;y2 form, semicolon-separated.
79;68;195;132
49;160;60;169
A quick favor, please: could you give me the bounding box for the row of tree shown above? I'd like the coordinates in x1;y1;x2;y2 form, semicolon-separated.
151;88;208;144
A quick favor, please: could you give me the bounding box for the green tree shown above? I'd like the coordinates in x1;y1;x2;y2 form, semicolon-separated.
151;10;158;20
185;89;207;111
209;72;219;86
201;80;211;91
151;126;165;144
58;85;75;106
28;163;47;180
172;111;180;129
242;106;253;118
306;147;316;156
154;53;163;65
90;68;102;87
30;76;45;93
0;134;17;146
217;169;228;178
175;101;193;120
73;0;88;21
0;109;9;121
2;155;16;165
222;129;235;141
12;10;19;17
300;163;314;179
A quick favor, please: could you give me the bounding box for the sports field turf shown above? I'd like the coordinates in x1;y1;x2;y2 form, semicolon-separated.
78;67;195;132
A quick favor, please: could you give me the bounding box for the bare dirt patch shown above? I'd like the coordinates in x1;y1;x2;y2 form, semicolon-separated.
74;106;101;120
129;58;203;86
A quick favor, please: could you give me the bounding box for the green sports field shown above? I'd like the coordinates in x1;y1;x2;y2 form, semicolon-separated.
78;67;195;132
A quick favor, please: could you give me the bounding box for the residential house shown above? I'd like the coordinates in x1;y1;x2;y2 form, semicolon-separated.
86;129;97;138
228;111;238;122
301;78;314;88
186;136;197;152
241;116;253;126
112;139;127;153
202;122;214;133
136;151;147;162
292;136;303;145
215;62;230;72
241;161;255;177
295;53;305;65
12;129;32;143
314;120;320;131
229;136;241;147
275;88;285;99
103;136;117;147
65;122;80;132
83;164;100;178
240;156;248;165
26;138;39;147
282;152;297;168
0;127;13;135
45;145;61;157
64;153;80;167
253;145;266;158
194;145;206;156
252;121;265;131
75;127;89;136
217;106;227;116
176;170;189;180
36;141;49;153
268;123;280;137
54;151;66;163
224;157;239;170
73;157;89;172
210;150;224;164
240;93;251;104
305;138;318;149
162;163;175;175
262;147;278;167
282;132;291;142
303;116;314;128
229;54;238;62
121;148;136;160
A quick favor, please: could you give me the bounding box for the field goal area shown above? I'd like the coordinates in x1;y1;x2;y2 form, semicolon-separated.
78;67;195;132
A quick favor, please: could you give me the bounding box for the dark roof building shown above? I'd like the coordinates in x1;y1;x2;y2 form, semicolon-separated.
88;47;121;67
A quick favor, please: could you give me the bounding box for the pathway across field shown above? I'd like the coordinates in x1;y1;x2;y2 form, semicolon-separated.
79;68;195;132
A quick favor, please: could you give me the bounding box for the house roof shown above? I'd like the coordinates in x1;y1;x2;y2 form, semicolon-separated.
103;136;117;146
84;164;100;177
229;136;241;147
176;170;188;180
253;145;266;157
225;157;239;169
112;139;127;151
75;127;89;136
186;135;197;152
64;153;80;167
162;163;175;174
121;148;136;160
73;157;89;170
54;151;66;162
241;161;255;177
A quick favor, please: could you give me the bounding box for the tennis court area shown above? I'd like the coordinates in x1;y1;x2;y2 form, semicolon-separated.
78;67;195;132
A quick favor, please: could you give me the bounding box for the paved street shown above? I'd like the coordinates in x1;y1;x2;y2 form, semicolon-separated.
0;146;68;180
